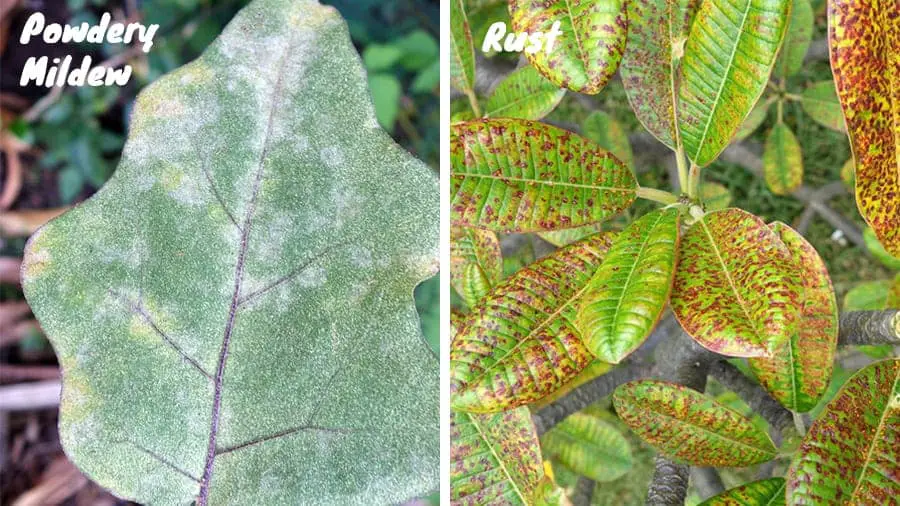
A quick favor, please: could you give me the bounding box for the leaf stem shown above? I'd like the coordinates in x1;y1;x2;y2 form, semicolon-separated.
777;98;785;124
636;186;680;205
675;143;689;193
686;162;701;199
792;411;807;437
465;88;482;117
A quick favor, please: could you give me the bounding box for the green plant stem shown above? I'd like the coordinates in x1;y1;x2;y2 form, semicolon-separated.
687;162;701;199
784;93;803;101
636;186;680;206
777;98;785;123
675;143;689;193
465;88;482;117
792;411;807;437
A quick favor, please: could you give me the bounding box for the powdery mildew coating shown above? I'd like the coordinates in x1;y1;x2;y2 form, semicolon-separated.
787;358;899;504
20;0;439;504
450;233;614;413
828;0;900;257
576;207;680;364
613;380;777;467
747;222;838;413
509;0;627;94
620;0;699;150
678;0;790;167
671;208;801;358
450;118;637;232
449;408;544;505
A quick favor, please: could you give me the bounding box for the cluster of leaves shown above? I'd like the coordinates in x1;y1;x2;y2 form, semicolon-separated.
449;0;898;504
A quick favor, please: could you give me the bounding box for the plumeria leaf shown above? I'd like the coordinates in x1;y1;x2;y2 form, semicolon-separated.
799;80;846;132
671;208;801;357
20;1;439;504
829;0;900;255
450;0;477;95
532;475;573;506
581;110;635;169
763;121;804;195
679;0;791;166
774;0;813;78
509;0;627;94
539;223;604;248
843;280;893;311
697;478;786;505
863;227;900;270
541;412;633;483
450;234;615;412
483;66;566;120
450;226;503;307
613;380;777;466
748;223;838;413
734;98;770;141
531;359;612;410
699;181;732;211
621;0;701;148
577;208;680;363
787;358;900;504
840;157;855;189
450;119;637;233
450;408;544;505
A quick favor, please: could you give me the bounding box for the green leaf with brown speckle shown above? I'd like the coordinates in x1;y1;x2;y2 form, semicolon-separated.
450;226;503;307
698;477;785;505
763;121;803;195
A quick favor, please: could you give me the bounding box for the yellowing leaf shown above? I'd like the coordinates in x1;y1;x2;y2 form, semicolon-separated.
450;0;477;95
829;0;900;256
577;208;680;363
450;234;615;412
671;208;801;357
698;477;785;505
763;122;803;195
699;181;732;211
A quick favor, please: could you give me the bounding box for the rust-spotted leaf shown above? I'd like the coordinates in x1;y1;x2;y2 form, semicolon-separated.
829;0;900;256
679;0;791;166
450;119;637;233
621;0;701;148
450;234;615;412
450;408;544;505
577;208;680;364
509;0;627;94
799;80;846;132
539;223;604;248
581;110;635;169
748;223;837;413
786;358;900;504
613;380;777;466
541;411;632;483
450;226;503;307
450;0;476;95
671;208;801;357
531;359;612;409
483;65;566;120
698;478;786;505
763;122;803;195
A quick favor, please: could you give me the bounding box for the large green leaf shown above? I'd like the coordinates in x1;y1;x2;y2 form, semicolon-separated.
581;110;635;169
541;412;633;483
829;0;900;256
843;280;892;311
698;478;786;505
450;226;503;307
748;223;837;413
450;119;637;233
679;0;791;166
450;408;545;505
787;358;900;504
450;0;477;95
509;0;628;94
483;66;566;120
450;234;615;412
576;208;680;364
613;380;778;466
621;0;701;148
671;208;801;357
774;0;813;78
799;80;846;132
763;122;803;195
20;1;439;503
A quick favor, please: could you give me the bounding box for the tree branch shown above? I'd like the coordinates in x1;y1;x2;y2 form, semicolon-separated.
691;467;726;501
571;476;595;506
647;456;691;506
708;361;794;436
839;310;899;346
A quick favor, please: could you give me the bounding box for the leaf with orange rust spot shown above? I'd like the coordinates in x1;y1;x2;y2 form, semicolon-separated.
450;0;476;96
679;0;791;167
450;119;637;233
450;226;503;307
450;233;615;413
671;208;801;357
450;407;544;505
829;0;900;256
509;0;627;95
748;223;837;413
698;478;785;505
621;0;701;149
613;380;777;466
786;358;900;504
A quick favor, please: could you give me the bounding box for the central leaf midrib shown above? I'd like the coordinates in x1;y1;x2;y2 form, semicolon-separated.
196;39;294;505
468;413;529;504
452;171;634;193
